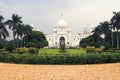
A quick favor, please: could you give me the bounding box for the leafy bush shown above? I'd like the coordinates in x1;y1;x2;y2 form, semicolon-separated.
59;44;66;52
0;52;120;64
26;42;37;48
28;47;39;54
89;41;100;47
14;48;29;54
0;41;4;49
94;48;102;53
101;42;109;50
86;46;95;53
0;49;9;54
105;48;120;53
5;42;15;52
86;46;104;53
100;46;105;51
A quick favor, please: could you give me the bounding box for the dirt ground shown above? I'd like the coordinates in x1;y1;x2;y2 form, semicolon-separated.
0;63;120;80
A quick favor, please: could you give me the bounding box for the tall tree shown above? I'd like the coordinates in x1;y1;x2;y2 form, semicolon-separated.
99;21;112;45
6;14;22;47
92;21;112;46
12;24;33;47
93;21;112;43
0;15;9;40
17;24;33;47
110;11;120;49
6;14;22;40
25;30;48;48
92;25;102;42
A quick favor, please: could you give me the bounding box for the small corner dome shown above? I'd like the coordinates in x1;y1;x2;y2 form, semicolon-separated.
56;19;68;27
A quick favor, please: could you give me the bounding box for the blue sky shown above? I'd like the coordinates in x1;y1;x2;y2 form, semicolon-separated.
0;0;120;36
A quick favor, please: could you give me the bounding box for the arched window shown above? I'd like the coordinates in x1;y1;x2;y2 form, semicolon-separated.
59;37;65;45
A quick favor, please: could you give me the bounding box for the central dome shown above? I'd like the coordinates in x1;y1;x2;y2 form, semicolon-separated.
56;19;68;27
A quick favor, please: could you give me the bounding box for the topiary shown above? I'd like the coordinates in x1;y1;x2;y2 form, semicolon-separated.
59;44;66;52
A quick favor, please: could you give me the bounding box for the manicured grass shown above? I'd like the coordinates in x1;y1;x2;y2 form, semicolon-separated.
39;48;86;55
67;49;86;55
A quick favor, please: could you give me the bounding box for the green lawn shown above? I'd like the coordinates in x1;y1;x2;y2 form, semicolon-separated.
39;48;86;55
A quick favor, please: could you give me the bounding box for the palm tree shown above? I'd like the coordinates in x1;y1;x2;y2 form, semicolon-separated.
22;24;33;47
0;15;9;40
6;14;22;47
14;24;23;47
110;11;120;49
92;21;112;46
15;24;33;47
92;25;102;42
6;14;22;40
99;21;112;45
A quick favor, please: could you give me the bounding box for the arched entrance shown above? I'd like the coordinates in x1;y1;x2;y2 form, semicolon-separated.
59;37;65;45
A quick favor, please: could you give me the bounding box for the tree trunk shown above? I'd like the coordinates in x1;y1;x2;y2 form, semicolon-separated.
21;37;22;48
24;35;27;48
17;35;19;48
117;30;119;49
0;33;1;40
111;31;114;47
13;31;15;41
13;31;16;47
23;37;26;48
104;34;107;43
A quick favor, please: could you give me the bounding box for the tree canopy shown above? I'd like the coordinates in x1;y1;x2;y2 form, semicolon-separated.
25;30;48;48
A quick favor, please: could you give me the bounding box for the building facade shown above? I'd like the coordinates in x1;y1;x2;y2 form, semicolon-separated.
45;15;92;48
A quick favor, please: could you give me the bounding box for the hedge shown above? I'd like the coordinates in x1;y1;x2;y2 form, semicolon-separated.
0;53;120;64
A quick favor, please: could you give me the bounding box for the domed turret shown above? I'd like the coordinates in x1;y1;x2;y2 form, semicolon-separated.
56;13;68;27
53;13;71;35
56;19;68;27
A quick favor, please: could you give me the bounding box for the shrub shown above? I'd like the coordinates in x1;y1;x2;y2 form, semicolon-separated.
0;49;9;54
86;46;95;53
5;42;15;52
0;52;120;64
88;41;99;47
101;42;109;50
15;48;29;54
59;44;66;52
105;50;114;53
94;48;102;53
28;47;39;54
111;48;117;51
100;46;105;51
26;42;37;48
105;48;120;53
0;41;4;49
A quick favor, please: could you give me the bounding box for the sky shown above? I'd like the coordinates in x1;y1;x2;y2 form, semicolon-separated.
0;0;120;36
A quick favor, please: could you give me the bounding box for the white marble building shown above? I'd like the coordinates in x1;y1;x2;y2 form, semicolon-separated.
45;15;92;48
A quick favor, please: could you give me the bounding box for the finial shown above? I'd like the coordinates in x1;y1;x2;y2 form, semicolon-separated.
60;13;63;19
61;13;63;17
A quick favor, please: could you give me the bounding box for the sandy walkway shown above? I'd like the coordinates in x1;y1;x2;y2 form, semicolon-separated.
0;63;120;80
